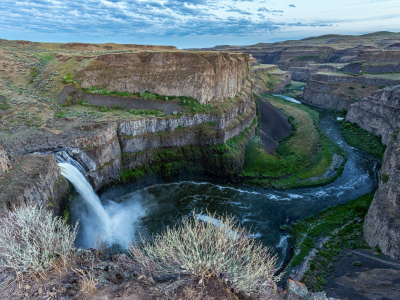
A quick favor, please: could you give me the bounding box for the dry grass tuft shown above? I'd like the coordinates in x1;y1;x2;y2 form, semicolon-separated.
130;211;282;296
73;268;99;295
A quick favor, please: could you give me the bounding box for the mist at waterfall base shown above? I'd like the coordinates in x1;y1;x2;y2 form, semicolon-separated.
59;163;145;249
61;111;379;264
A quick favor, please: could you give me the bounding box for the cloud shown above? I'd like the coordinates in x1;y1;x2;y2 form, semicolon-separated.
226;7;253;15
1;0;397;44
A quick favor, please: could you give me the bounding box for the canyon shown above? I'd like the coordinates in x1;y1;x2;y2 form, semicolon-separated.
1;32;400;299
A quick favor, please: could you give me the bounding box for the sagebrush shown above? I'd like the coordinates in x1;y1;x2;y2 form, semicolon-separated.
130;211;281;295
0;204;78;274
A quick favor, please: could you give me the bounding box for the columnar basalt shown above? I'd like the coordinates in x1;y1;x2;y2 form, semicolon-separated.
346;86;400;259
76;51;251;105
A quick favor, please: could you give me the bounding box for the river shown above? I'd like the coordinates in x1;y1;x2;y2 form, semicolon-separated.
67;106;380;265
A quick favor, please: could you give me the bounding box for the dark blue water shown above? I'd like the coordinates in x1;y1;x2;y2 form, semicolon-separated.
95;111;379;264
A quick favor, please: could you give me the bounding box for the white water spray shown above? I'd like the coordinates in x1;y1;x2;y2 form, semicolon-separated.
59;163;143;249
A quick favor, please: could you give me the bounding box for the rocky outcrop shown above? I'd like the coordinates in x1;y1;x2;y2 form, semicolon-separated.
346;86;400;259
287;280;338;300
0;154;70;216
303;72;400;110
1;86;255;191
251;65;291;93
75;51;250;105
0;144;11;175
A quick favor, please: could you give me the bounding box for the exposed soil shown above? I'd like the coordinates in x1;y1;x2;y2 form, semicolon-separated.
256;94;292;154
57;86;182;115
325;248;400;300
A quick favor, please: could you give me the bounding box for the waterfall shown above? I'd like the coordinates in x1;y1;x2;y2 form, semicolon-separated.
59;160;144;249
59;163;113;245
55;150;86;176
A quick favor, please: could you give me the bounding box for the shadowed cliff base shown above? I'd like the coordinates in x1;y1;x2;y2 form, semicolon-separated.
255;93;292;154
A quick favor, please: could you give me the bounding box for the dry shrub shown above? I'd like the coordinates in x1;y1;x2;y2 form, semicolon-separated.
130;211;281;296
73;268;99;294
0;204;78;275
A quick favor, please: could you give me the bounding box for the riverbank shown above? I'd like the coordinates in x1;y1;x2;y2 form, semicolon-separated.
239;94;347;189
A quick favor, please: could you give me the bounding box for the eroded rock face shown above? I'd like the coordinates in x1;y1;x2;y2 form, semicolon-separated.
1;87;255;192
347;86;400;259
251;65;291;93
76;51;250;104
303;73;400;110
0;154;69;216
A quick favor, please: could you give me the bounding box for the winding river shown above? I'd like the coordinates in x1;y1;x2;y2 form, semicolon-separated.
67;103;380;265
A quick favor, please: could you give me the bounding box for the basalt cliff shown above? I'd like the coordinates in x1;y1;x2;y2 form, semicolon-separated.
76;51;250;105
0;42;259;216
347;85;400;258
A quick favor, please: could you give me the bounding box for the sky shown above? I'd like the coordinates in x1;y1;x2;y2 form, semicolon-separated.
0;0;399;48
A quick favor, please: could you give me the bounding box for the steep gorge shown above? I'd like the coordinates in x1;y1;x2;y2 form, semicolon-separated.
0;50;257;213
346;86;400;258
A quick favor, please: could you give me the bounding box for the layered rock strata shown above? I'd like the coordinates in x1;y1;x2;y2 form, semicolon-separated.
1;88;255;191
303;73;400;110
346;85;400;259
76;52;251;105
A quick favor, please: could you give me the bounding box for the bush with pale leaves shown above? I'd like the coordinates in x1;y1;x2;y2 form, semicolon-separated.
130;211;281;295
0;204;78;274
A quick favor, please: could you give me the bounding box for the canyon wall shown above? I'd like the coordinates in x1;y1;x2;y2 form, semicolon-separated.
0;154;70;216
347;85;400;259
1;88;255;194
303;73;400;110
251;65;291;93
0;46;256;214
76;51;251;105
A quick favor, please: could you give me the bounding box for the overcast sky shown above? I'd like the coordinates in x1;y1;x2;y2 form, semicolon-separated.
1;0;399;48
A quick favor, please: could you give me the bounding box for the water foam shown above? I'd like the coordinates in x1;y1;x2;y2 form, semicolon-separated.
59;163;143;248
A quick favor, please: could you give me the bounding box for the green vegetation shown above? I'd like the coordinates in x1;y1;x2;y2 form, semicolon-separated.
340;122;386;160
381;173;389;183
285;81;307;99
80;87;219;115
61;96;168;118
34;52;55;63
118;118;257;183
29;67;39;83
63;73;77;84
240;95;346;189
289;193;374;292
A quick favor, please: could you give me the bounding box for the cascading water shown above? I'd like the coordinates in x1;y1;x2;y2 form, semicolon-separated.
55;150;87;176
58;163;113;243
58;159;144;249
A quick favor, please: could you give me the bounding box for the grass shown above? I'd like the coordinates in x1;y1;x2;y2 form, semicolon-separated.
287;193;374;292
130;211;281;296
79;86;246;116
240;95;346;189
340;122;386;160
34;52;55;63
